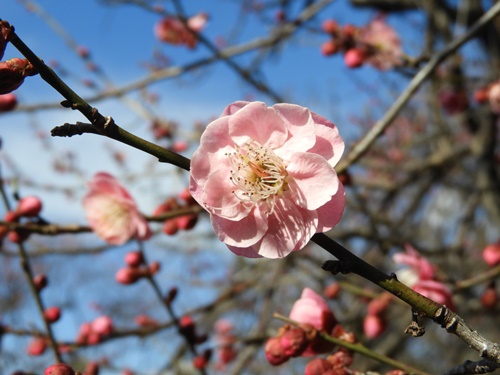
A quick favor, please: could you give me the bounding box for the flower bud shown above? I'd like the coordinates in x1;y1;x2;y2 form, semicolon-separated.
26;337;47;356
280;326;309;357
474;88;489;103
33;274;48;292
363;314;386;339
115;267;141;285
8;229;29;243
162;219;179;235
0;93;17;112
323;282;341;299
304;358;334;375
264;337;289;366
134;314;159;328
92;315;113;336
83;361;99;375
344;48;365;68
44;306;61;323
321;40;339;56
322;19;338;34
148;261;161;275
327;349;353;368
0;21;12;60
165;286;178;305
177;214;197;230
0;58;37;94
16;196;42;217
44;363;76;375
124;251;143;268
482;241;500;267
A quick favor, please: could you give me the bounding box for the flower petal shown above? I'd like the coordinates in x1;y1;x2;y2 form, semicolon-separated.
211;206;268;247
273;103;316;153
315;182;345;232
308;113;344;166
286;152;339;210
226;244;263;258
229;102;288;149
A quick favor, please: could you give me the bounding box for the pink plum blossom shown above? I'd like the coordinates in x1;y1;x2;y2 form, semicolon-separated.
482;241;500;266
394;244;455;310
359;16;403;70
189;101;345;258
83;172;151;245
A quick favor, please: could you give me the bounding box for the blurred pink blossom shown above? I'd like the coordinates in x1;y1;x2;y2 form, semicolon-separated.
189;101;345;258
359;16;403;70
482;241;500;266
154;13;208;49
83;172;151;245
394;244;455;309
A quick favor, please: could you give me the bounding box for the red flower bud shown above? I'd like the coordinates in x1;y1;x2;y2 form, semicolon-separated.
344;48;366;68
135;314;159;328
363;314;386;339
44;306;61;323
322;19;339;34
115;267;141;285
33;274;48;291
482;241;500;267
162;219;179;235
148;261;161;275
264;337;289;366
26;337;47;356
16;196;42;217
177;214;197;230
166;286;178;305
0;58;37;94
323;282;341;299
280;327;309;357
481;287;498;310
304;358;334;375
0;93;17;112
92;315;113;336
44;363;76;375
124;251;143;268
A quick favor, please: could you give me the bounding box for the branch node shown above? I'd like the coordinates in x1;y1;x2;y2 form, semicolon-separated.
321;260;353;275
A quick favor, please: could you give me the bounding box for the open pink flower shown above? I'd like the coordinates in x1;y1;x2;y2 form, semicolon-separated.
189;101;345;258
359;16;402;70
83;172;151;245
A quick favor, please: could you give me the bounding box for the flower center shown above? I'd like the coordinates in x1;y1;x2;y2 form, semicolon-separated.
227;140;288;212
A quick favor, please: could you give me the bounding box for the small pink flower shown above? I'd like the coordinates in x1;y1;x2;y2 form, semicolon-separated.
16;196;42;217
359;16;402;70
83;172;151;245
154;13;208;49
394;244;455;310
488;81;500;114
189;101;345;258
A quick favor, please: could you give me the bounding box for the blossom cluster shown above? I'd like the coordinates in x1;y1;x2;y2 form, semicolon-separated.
321;16;403;70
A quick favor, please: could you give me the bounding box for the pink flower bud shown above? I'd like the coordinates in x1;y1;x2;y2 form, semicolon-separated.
26;337;47;356
92;315;113;336
16;196;42;217
33;274;48;291
44;363;76;375
172;140;188;152
323;283;341;299
321;40;339;56
177;214;198;230
178;187;196;204
4;210;18;222
482;241;500;267
367;293;391;316
0;93;17;112
86;332;101;345
44;306;61;323
124;251;143;268
115;267;141;285
154;198;178;215
322;19;338;34
304;358;334;375
0;58;37;94
264;337;289;366
344;48;366;68
135;314;159;328
327;349;353;368
193;355;207;369
218;346;236;365
162;219;179;235
8;230;29;243
280;327;309;357
179;315;197;343
363;314;386;339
